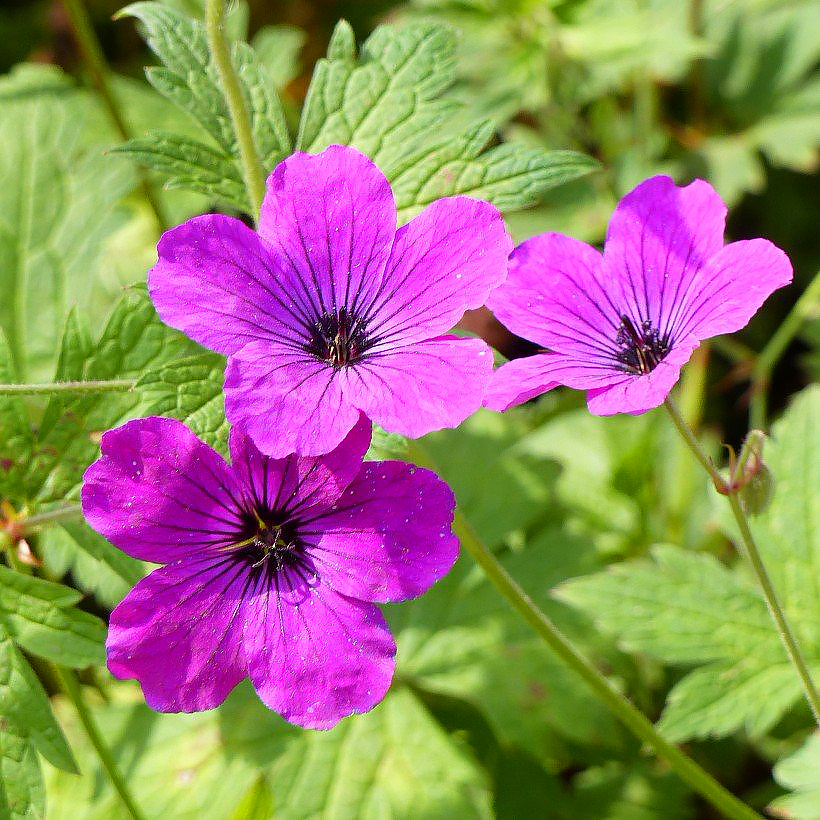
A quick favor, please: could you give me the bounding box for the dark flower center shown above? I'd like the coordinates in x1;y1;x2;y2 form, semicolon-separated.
305;307;372;369
234;510;302;576
614;315;671;375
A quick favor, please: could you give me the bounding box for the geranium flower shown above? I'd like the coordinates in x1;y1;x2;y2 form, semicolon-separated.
82;416;458;729
484;176;792;415
149;145;511;457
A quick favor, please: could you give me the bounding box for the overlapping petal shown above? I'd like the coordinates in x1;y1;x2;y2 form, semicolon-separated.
341;336;494;439
227;415;372;515
223;343;360;458
107;557;248;712
241;577;395;730
258;147;397;323
483;352;622;413
82;417;242;564
302;462;458;604
486;233;615;358
364;197;511;348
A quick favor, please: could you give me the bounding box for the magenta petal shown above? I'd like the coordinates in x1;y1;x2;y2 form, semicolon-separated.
107;559;248;712
670;239;793;341
242;580;395;729
487;234;616;358
341;336;494;438
258;146;396;320
484;352;624;412
585;336;700;416
223;342;361;458
601;176;726;330
82;417;242;563
148;215;295;356
364;197;512;347
228;415;372;514
303;463;458;604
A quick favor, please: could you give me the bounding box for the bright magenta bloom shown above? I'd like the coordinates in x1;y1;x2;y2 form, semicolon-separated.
485;176;792;415
149;145;511;457
82;417;458;729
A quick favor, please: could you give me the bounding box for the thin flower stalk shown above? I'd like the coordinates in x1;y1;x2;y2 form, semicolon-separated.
664;398;820;725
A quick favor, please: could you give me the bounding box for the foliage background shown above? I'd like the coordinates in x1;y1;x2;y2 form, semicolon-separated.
0;0;818;817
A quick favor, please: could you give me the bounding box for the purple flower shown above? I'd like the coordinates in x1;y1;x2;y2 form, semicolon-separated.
485;176;792;415
81;416;458;729
148;145;512;457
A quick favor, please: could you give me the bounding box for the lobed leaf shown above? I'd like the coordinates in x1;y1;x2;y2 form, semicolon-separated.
558;386;820;741
118;1;291;212
770;732;820;820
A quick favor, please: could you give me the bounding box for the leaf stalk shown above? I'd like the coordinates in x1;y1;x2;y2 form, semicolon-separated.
0;379;135;395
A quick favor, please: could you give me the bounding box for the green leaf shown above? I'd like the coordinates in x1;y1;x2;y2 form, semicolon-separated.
770;733;820;820
39;521;143;609
388;533;622;763
220;684;492;819
0;93;133;380
0;635;77;774
297;20;597;223
113;132;247;210
0;706;43;820
421;410;559;549
135;353;229;456
0;329;33;498
19;287;193;505
44;689;260;820
559;386;820;742
118;2;291;210
251;25;305;89
0;566;105;667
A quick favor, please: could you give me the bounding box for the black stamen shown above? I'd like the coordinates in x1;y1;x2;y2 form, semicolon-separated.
614;315;671;375
304;307;372;368
232;509;303;579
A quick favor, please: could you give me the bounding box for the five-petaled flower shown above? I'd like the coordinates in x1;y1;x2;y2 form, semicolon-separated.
82;416;458;729
149;145;512;458
484;176;792;415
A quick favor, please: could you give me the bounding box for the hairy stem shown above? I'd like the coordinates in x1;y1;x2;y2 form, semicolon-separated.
19;504;84;533
62;0;168;231
750;269;820;429
205;0;266;220
726;493;820;724
0;379;135;395
410;443;760;819
664;398;820;725
53;666;146;820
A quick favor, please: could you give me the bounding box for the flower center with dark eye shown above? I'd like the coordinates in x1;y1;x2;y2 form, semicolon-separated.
233;511;302;575
305;307;372;369
614;315;671;375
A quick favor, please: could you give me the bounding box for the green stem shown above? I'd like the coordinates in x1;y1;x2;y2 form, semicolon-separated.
19;504;84;533
726;493;820;725
663;397;726;491
409;443;760;820
750;270;820;430
53;666;145;820
205;0;266;220
664;398;820;725
452;512;760;820
0;379;135;395
62;0;168;232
